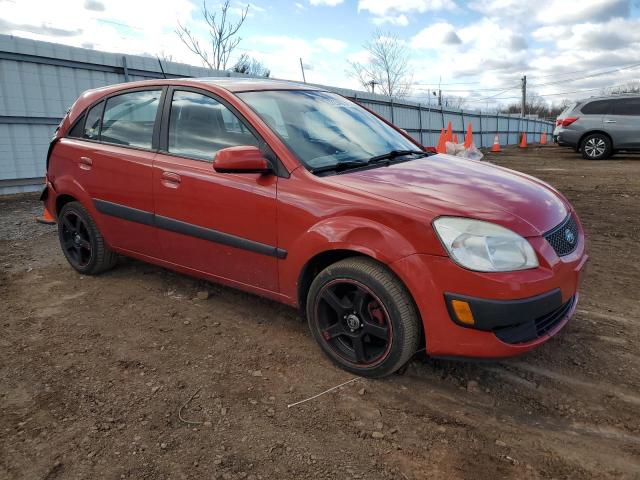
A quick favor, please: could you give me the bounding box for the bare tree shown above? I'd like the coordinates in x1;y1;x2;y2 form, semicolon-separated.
501;92;566;119
348;30;413;98
607;81;640;94
232;53;270;77
441;94;466;109
176;0;248;71
157;50;173;63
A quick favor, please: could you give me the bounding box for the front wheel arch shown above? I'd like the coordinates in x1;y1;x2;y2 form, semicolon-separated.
305;256;423;377
298;251;425;335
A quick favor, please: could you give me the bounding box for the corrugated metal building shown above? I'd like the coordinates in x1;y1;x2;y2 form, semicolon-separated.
0;34;553;195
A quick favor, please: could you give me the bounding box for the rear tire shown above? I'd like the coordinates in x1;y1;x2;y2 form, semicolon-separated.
306;257;421;378
58;201;118;275
581;133;611;160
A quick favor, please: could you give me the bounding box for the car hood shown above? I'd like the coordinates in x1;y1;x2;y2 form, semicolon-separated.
330;154;569;237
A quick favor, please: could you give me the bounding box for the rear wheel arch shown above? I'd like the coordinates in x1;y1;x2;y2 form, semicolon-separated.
578;130;613;149
56;194;78;214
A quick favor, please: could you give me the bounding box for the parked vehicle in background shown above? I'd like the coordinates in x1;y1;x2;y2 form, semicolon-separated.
554;94;640;160
41;78;587;378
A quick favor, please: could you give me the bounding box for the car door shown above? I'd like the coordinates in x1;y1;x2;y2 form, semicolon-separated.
578;99;608;134
65;87;164;257
605;98;640;149
152;87;279;293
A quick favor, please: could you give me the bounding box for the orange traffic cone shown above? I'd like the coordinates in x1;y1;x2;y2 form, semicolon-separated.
490;134;501;153
453;133;459;144
519;132;528;148
36;206;56;225
540;131;547;145
445;121;453;143
436;128;447;153
464;123;473;148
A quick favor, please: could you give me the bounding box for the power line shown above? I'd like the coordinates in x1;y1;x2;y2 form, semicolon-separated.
527;60;640;80
529;63;640;88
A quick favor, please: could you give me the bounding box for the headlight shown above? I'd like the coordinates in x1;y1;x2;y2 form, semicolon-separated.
433;217;539;272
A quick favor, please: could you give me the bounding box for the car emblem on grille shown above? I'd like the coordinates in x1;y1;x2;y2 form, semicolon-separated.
564;228;576;244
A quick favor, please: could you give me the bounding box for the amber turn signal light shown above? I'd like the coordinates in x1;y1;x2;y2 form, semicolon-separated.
451;300;475;325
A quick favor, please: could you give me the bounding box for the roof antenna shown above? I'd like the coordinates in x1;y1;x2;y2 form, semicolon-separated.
156;55;168;79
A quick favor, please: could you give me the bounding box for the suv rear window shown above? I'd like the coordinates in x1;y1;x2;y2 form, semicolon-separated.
611;98;640;115
580;100;611;115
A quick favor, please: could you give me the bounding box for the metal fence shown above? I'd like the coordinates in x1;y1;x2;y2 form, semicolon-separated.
0;34;554;194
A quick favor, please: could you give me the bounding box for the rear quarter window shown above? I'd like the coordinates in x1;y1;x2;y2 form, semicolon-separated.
580;100;611;115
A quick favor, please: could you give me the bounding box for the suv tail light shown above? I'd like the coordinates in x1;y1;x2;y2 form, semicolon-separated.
560;117;578;127
556;119;562;126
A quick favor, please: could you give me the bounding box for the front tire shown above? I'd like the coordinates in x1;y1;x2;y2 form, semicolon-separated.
306;257;421;378
58;201;118;275
581;133;611;160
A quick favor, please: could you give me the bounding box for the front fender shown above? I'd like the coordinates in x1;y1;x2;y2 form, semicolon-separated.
278;215;421;303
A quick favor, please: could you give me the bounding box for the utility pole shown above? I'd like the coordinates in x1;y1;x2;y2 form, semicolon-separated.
521;75;527;116
367;79;379;93
299;58;306;83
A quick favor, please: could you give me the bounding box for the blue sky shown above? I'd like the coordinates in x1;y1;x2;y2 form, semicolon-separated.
2;0;640;109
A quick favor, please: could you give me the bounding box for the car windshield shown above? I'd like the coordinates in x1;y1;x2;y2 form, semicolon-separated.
237;90;421;173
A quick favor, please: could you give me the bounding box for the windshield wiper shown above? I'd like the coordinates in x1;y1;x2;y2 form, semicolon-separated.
309;160;369;174
310;150;428;175
368;149;427;163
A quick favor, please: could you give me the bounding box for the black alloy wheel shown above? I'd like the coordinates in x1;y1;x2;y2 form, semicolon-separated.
60;210;93;268
57;201;118;275
307;257;421;378
316;279;392;366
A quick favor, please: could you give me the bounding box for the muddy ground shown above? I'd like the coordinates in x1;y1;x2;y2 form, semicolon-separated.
1;145;639;479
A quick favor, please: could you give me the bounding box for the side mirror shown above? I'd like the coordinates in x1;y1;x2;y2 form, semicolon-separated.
213;146;272;174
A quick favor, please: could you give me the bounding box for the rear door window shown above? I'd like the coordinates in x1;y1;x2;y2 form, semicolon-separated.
101;90;161;149
611;98;640;115
580;100;611;115
167;90;259;162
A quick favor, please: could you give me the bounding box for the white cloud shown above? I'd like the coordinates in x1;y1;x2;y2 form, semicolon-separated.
0;0;197;64
537;0;629;25
411;22;461;48
372;14;409;26
309;0;344;6
358;0;456;16
314;37;348;53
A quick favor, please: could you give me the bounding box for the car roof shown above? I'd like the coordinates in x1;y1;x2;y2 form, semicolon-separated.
195;77;321;92
577;93;640;104
87;77;322;94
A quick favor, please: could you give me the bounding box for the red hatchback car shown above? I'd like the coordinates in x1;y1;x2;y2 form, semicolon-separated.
42;78;587;377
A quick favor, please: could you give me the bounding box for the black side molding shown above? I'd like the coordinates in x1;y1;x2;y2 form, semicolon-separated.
155;215;287;259
92;198;286;259
94;199;155;227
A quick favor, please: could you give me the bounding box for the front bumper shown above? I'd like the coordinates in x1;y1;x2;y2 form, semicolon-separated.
389;234;587;358
445;289;576;344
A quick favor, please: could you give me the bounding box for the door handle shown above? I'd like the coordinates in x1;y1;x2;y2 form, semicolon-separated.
161;171;181;189
78;156;93;170
604;120;616;123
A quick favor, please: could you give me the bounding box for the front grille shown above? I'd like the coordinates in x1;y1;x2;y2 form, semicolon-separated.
545;214;579;257
494;296;576;344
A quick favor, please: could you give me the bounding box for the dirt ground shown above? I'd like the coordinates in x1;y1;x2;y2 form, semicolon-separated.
1;145;639;480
